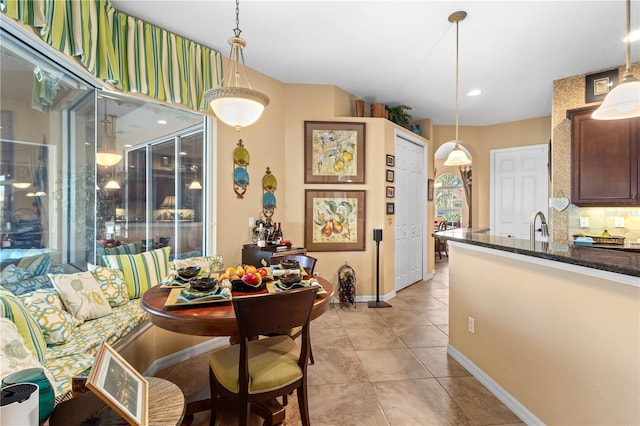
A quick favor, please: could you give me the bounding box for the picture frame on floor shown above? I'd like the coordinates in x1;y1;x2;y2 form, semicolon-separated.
86;342;149;426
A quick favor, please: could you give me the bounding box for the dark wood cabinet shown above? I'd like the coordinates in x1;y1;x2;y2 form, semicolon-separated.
567;106;639;206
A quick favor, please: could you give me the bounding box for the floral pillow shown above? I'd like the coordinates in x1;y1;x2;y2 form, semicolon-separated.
19;289;77;346
48;272;112;322
87;264;129;307
0;318;56;389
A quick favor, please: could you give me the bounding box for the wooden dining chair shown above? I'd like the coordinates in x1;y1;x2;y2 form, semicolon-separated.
434;220;449;259
269;254;318;275
208;286;318;426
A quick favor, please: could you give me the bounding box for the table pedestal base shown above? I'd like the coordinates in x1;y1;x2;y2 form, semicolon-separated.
181;386;286;426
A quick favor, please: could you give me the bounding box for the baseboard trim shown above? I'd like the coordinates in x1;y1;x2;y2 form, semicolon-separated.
447;344;544;426
144;336;228;376
353;273;435;303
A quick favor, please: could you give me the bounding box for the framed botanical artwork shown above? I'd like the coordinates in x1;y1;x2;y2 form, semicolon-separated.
585;69;618;103
386;202;395;215
386;169;394;182
87;342;149;426
386;186;395;198
386;154;395;167
304;121;366;184
305;189;366;251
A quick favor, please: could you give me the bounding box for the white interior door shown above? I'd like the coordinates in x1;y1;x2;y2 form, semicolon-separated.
394;133;426;292
490;144;549;239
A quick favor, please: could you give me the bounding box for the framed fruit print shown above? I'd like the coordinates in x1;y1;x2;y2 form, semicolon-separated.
304;121;366;184
305;189;366;251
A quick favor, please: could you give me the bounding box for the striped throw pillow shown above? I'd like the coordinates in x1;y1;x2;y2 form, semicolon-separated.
17;255;51;276
103;247;171;299
0;289;47;363
96;242;142;266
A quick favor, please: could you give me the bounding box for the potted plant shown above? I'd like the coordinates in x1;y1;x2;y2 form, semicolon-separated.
386;105;412;129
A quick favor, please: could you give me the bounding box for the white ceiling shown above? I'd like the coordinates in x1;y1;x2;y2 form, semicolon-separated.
111;1;639;126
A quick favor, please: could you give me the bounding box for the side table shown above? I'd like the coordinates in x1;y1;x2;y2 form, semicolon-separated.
48;377;184;425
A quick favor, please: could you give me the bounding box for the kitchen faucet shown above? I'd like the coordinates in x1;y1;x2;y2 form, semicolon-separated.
530;211;549;248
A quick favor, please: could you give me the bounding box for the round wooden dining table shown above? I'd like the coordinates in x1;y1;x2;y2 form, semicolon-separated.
140;276;334;425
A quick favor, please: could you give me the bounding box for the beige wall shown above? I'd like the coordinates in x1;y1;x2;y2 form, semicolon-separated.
449;243;640;425
431;117;551;228
214;75;434;296
551;62;640;243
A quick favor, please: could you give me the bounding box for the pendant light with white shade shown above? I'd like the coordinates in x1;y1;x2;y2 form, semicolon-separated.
444;11;472;167
592;0;640;120
204;0;269;131
96;99;122;166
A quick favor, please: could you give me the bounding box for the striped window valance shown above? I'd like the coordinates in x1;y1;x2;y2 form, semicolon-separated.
1;0;223;112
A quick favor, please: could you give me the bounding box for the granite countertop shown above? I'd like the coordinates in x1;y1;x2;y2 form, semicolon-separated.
434;228;640;277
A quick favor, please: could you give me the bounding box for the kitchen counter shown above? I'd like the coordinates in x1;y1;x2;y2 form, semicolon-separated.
441;228;640;424
434;228;639;278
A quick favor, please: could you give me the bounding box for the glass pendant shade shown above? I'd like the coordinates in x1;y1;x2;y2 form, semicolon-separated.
189;180;202;190
591;77;640;119
204;1;269;131
206;86;268;130
12;182;30;189
593;0;640;120
444;143;472;166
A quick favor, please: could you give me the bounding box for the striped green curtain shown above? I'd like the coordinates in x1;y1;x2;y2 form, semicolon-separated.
1;0;223;112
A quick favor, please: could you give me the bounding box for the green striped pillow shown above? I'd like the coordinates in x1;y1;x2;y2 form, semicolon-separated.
17;255;51;276
96;242;142;266
103;247;171;299
0;289;47;363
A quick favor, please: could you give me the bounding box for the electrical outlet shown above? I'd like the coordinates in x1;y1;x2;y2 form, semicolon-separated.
468;316;475;334
580;217;589;228
249;217;255;228
615;217;625;228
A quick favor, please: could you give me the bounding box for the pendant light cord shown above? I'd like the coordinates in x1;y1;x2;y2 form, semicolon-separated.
455;18;460;142
624;0;631;75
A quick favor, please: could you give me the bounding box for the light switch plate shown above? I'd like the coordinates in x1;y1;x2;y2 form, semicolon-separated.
615;217;625;228
580;217;589;228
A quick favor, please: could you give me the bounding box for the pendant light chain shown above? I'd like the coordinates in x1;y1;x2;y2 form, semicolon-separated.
233;0;242;38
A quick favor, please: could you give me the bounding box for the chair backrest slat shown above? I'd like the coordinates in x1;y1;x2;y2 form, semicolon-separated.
232;286;318;338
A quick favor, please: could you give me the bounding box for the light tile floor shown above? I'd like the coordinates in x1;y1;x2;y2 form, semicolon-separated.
156;258;524;425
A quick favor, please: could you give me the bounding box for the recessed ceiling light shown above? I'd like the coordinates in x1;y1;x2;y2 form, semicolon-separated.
179;151;187;156
157;119;168;125
123;144;132;148
467;89;483;96
623;30;640;42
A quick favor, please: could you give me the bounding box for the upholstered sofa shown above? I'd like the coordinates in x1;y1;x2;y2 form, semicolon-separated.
0;247;220;401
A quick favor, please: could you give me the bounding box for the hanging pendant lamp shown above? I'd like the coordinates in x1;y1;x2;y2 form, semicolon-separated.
444;11;472;167
592;0;640;120
96;99;122;166
204;0;269;131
